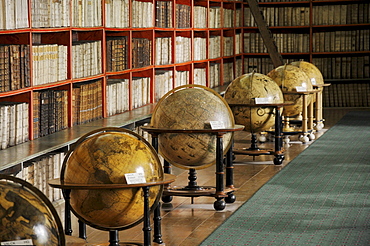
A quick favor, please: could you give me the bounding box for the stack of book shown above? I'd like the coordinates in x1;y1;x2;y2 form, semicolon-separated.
132;38;152;69
0;101;29;150
0;44;30;92
106;78;129;116
156;1;173;28
73;79;102;125
72;0;102;27
106;37;128;72
0;0;28;30
155;37;172;65
32;0;70;28
176;4;191;28
105;0;129;28
33;90;68;138
155;70;173;101
72;40;102;79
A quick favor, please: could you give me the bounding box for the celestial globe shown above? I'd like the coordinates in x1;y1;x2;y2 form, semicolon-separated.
0;175;65;245
61;128;164;230
150;84;235;169
224;72;284;133
267;64;313;117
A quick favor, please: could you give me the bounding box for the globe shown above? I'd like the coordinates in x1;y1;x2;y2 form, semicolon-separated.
150;84;235;169
290;61;324;87
61;128;164;230
0;175;65;245
267;64;313;117
224;72;284;133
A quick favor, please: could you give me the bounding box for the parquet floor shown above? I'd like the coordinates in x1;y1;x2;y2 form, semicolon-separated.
57;107;369;246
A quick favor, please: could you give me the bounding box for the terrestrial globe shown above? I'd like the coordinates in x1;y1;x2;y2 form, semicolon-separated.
61;127;164;231
224;72;284;133
290;61;324;88
267;64;313;117
150;84;235;169
0;175;65;245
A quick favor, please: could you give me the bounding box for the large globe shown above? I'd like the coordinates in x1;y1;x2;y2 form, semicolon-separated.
61;128;164;230
267;64;313;117
224;72;284;133
0;175;65;245
150;84;235;169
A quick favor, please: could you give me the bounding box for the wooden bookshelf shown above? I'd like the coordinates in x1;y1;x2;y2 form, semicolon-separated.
0;0;369;173
243;0;369;107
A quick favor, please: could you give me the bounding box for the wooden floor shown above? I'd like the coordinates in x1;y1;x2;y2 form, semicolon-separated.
57;107;369;246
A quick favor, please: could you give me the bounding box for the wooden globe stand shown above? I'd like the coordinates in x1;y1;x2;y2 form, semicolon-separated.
281;90;320;143
230;102;293;165
313;83;331;131
48;174;176;246
141;125;244;211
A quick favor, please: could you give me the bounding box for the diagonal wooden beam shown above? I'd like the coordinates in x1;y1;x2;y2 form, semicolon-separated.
246;0;284;67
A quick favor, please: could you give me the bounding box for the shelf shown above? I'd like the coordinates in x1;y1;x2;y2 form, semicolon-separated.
0;104;155;172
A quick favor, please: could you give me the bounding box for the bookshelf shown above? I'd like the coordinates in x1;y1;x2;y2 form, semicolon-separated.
243;0;369;107
0;0;369;176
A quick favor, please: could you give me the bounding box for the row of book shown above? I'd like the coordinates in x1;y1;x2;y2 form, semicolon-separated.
223;62;237;84
313;30;370;52
243;32;310;53
72;0;102;27
0;44;30;93
132;38;152;69
32;44;68;86
106;37;128;72
323;83;370;108
155;0;173;28
245;7;310;27
175;37;191;64
33;90;68;139
224;36;237;57
132;77;150;109
16;152;65;203
312;56;370;80
313;4;370;25
73;79;103;125
155;70;173;101
176;4;191;28
209;7;222;29
155;37;172;65
209;36;221;59
0;0;28;30
0;102;29;150
106;79;129;117
105;0;129;28
194;38;207;61
132;0;153;28
194;6;207;29
209;63;221;89
32;0;70;28
72;40;102;79
194;68;207;87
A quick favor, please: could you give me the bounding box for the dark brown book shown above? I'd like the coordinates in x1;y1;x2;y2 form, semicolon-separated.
0;45;11;92
9;45;21;91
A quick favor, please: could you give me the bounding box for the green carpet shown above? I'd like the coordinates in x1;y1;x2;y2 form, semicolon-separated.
201;111;370;246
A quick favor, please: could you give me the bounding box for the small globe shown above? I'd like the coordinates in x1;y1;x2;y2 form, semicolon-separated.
150;84;235;169
224;72;284;133
0;175;65;245
62;128;164;230
267;64;313;117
